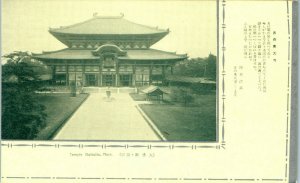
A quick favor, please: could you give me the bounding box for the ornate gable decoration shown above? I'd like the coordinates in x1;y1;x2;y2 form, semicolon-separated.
91;44;127;57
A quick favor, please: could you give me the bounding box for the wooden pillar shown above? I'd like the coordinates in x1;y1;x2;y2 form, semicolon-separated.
115;62;119;87
82;65;86;86
52;65;56;85
149;63;153;85
66;64;69;86
162;65;166;84
132;63;136;87
99;63;102;86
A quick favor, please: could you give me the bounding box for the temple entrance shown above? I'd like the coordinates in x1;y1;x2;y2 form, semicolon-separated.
102;74;115;86
119;74;132;86
54;74;67;85
85;74;97;86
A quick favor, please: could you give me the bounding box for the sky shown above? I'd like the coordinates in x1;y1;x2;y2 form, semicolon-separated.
2;0;217;58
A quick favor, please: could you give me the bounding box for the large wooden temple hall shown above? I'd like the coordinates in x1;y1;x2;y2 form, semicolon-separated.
33;14;187;87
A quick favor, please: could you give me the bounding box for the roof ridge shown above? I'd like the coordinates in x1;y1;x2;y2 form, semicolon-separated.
93;14;124;19
149;48;187;56
92;12;124;19
32;48;69;55
50;18;96;31
122;18;168;32
49;15;169;33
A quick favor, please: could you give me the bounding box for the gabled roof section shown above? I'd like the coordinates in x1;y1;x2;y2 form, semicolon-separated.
32;48;187;61
142;85;166;94
32;49;98;60
118;49;187;60
49;14;169;35
92;44;127;56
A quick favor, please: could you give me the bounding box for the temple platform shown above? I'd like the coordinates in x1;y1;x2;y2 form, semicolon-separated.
82;87;137;93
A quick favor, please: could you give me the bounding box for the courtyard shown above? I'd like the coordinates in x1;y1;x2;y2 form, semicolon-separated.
38;88;217;141
131;89;216;141
35;93;89;140
53;92;160;140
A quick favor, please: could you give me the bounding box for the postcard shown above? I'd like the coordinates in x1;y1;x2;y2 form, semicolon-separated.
1;0;298;182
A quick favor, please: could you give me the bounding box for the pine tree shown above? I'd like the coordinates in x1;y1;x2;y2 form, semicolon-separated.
2;51;47;139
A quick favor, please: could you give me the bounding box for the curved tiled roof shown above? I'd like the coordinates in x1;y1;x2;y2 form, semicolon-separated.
118;49;187;60
33;49;98;60
49;15;168;35
33;48;187;61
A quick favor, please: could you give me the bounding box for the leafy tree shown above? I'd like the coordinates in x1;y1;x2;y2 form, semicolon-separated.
2;51;47;139
205;54;217;80
170;87;194;107
173;53;216;80
174;58;206;77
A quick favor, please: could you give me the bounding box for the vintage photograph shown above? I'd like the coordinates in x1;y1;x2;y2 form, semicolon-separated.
2;0;217;141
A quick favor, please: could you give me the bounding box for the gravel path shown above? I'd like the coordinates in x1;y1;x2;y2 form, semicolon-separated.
53;93;160;140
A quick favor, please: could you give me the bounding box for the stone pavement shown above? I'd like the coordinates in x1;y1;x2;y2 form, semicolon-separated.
53;93;160;140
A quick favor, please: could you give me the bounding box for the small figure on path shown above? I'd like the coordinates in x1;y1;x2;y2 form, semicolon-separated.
106;87;111;99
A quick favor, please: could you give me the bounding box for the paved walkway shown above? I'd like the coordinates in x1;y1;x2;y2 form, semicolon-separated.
53;93;160;140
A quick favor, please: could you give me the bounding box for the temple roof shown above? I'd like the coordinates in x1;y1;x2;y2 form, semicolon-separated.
33;48;187;61
48;15;169;48
119;49;186;60
49;15;168;35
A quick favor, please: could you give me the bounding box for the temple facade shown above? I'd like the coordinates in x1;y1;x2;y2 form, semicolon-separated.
33;14;187;87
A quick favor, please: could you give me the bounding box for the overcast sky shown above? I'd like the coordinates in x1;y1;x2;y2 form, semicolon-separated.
2;0;217;58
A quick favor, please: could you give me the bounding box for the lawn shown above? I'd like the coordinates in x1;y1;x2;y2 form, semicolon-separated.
35;93;89;140
139;94;216;141
129;93;147;101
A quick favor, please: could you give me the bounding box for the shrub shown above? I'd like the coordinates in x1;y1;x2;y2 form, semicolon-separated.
169;87;194;106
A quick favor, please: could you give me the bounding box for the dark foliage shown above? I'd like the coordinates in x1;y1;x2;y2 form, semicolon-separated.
2;51;47;139
173;54;217;80
170;87;194;106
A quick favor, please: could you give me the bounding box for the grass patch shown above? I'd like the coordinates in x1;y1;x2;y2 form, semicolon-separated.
35;93;89;140
129;93;147;101
139;94;216;141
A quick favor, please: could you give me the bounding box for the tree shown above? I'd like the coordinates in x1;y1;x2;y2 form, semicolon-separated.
2;51;47;139
174;58;206;77
170;87;194;107
205;53;217;80
173;54;216;80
